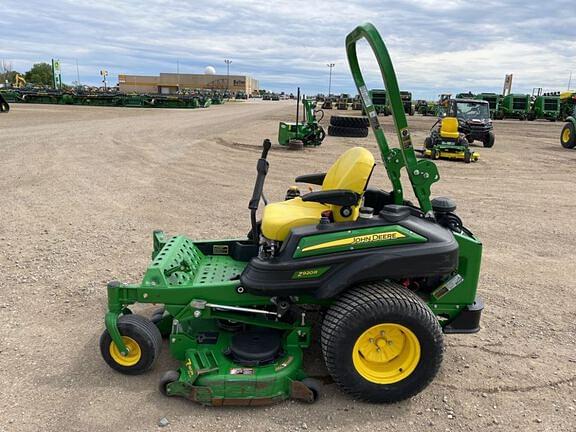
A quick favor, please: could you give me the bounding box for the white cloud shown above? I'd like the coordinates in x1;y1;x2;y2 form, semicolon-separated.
0;0;574;98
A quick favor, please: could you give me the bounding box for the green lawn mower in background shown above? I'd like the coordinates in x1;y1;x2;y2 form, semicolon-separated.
99;22;484;406
423;116;480;163
278;88;326;148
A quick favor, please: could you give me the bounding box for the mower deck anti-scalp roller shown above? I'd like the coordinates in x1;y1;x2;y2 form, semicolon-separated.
100;22;484;407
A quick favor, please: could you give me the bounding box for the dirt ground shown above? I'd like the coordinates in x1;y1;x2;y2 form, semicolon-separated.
0;101;575;432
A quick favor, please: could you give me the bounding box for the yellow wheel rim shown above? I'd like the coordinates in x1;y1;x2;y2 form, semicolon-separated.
352;323;421;384
109;336;142;367
562;128;571;143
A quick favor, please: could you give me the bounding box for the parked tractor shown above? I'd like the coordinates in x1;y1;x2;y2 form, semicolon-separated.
368;89;390;115
561;108;576;149
560;92;576;121
475;93;502;119
416;100;437;116
532;95;560;121
337;94;351;110
499;93;531;120
400;91;414;115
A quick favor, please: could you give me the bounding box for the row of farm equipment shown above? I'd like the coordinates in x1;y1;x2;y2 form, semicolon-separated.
418;91;575;122
318;89;575;122
0;88;227;108
316;90;415;115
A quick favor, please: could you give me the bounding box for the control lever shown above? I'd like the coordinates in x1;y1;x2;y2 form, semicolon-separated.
249;139;272;243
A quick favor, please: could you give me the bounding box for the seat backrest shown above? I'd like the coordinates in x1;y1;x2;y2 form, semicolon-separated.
440;117;460;139
322;147;375;222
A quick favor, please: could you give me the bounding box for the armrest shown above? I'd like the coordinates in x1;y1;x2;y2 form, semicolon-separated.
301;189;360;207
294;172;326;186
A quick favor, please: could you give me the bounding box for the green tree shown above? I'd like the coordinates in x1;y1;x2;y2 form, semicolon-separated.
25;62;53;86
1;70;21;85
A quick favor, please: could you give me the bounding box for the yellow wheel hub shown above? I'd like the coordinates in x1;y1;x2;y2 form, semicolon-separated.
109;336;141;367
352;323;421;384
562;128;571;143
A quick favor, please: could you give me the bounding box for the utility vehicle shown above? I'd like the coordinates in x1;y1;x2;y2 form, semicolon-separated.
447;98;494;148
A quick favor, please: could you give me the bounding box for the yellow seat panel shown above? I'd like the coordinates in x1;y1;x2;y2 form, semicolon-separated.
261;147;375;242
261;197;329;241
440;117;460;139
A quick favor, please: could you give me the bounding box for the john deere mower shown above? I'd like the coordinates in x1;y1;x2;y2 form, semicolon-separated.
99;23;484;406
423;116;479;163
560;108;576;149
278;88;326;147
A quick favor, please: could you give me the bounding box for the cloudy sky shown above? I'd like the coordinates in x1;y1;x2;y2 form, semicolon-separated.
0;0;574;98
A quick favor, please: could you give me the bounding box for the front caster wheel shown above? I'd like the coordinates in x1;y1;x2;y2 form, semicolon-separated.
100;314;162;375
159;370;180;396
301;378;322;403
321;281;443;403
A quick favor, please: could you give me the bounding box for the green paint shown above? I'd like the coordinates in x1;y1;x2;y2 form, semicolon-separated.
345;23;439;214
293;225;427;259
429;231;482;322
278;98;324;147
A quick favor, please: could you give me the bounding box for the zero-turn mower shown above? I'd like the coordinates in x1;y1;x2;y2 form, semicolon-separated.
100;22;484;406
278;88;326;148
423;117;480;163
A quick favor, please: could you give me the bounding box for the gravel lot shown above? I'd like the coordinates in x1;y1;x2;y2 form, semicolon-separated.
0;101;575;432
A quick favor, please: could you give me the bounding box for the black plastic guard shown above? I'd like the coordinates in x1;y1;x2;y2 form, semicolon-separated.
443;296;484;334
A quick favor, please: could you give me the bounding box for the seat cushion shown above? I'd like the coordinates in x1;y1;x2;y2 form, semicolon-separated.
440;117;460;139
261;197;329;241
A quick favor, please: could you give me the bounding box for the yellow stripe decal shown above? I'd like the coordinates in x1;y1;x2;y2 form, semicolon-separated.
301;231;406;253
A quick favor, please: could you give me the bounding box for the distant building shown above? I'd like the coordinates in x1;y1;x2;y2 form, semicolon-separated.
118;73;259;94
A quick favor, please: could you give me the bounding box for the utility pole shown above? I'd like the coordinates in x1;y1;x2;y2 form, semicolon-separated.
327;63;335;96
100;69;108;91
224;59;232;94
75;59;81;88
177;58;180;93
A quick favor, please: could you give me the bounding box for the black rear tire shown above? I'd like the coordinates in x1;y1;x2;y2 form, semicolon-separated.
424;137;433;150
321;281;443;403
483;131;495;148
330;115;369;128
100;314;162;375
561;122;576;149
328;125;369;138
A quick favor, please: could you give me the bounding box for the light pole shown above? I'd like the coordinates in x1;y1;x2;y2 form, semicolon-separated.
224;59;232;94
327;63;335;96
